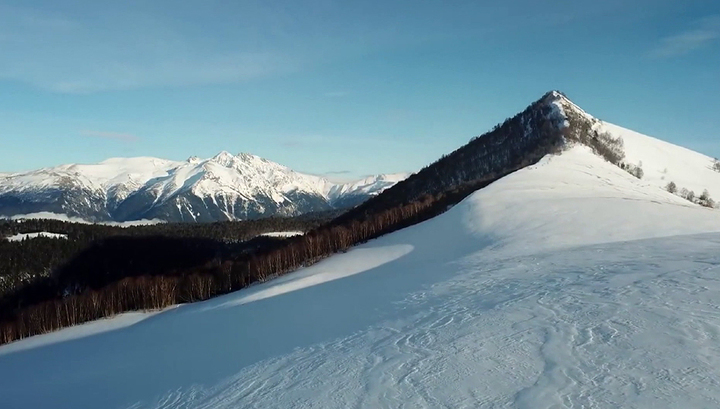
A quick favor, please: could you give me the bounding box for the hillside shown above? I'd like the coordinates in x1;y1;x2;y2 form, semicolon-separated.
2;129;720;408
600;121;720;203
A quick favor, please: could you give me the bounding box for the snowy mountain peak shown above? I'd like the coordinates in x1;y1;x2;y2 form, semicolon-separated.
206;151;282;171
0;152;408;222
544;89;566;100
549;91;592;119
236;152;264;162
211;151;236;167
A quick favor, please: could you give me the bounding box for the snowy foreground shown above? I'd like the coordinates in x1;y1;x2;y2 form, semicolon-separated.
3;145;720;408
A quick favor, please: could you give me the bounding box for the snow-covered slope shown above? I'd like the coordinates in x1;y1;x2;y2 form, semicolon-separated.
0;153;408;222
551;91;720;207
599;121;720;202
3;133;720;408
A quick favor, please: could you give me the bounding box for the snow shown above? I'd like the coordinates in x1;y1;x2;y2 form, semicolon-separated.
100;219;166;227
202;244;413;311
551;90;720;205
128;152;404;214
3;133;720;408
598;121;720;203
326;173;410;201
0;157;180;197
469;145;720;255
0;311;159;356
1;212;165;226
1;212;90;223
3;232;68;241
260;231;305;237
0;153;407;222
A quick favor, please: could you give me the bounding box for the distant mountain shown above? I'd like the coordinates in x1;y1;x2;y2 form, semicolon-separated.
0;153;409;222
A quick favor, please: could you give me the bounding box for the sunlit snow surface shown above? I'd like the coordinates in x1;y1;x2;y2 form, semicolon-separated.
3;143;720;408
259;231;305;238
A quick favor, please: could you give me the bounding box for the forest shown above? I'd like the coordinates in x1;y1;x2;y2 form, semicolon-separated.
0;92;599;345
0;212;338;296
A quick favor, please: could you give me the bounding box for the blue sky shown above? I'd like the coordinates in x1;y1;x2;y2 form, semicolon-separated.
1;0;719;178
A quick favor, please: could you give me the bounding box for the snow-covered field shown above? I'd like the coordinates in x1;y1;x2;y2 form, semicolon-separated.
1;212;165;226
3;137;720;408
3;231;68;241
260;231;305;238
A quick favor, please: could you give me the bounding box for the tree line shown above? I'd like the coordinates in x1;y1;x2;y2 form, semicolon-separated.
0;212;337;297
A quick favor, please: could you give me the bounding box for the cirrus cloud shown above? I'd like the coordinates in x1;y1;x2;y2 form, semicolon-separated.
650;16;720;58
80;130;140;142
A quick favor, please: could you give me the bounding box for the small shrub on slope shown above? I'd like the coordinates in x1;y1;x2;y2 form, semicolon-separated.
625;162;644;179
698;190;715;208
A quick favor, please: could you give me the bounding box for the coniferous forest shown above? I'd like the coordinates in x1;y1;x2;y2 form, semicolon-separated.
0;211;339;297
0;92;591;345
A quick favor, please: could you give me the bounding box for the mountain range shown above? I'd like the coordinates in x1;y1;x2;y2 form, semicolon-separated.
0;152;408;222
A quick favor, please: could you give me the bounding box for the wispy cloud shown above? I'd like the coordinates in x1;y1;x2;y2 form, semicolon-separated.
0;1;590;93
0;5;296;93
650;16;720;58
277;134;409;149
80;130;140;142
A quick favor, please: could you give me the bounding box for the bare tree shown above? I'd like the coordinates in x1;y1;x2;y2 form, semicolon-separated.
699;189;715;208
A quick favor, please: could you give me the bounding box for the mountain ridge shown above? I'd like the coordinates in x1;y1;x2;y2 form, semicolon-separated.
0;153;409;223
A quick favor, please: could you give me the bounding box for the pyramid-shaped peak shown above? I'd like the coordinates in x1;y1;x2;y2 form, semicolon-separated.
212;151;233;160
541;90;572;104
210;151;236;167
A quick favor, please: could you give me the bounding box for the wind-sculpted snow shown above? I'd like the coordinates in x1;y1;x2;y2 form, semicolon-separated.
3;142;720;408
0;311;159;356
133;234;720;409
201;244;413;311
